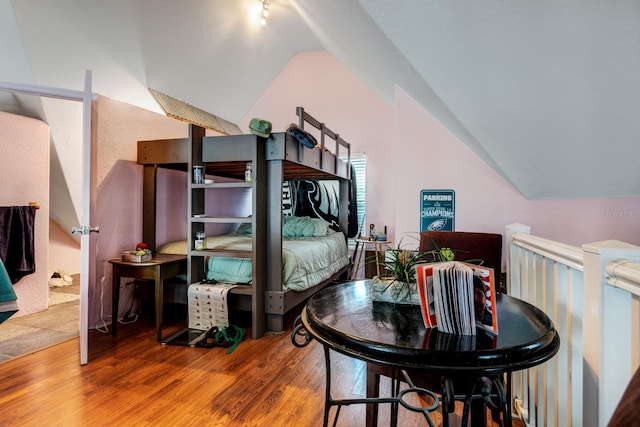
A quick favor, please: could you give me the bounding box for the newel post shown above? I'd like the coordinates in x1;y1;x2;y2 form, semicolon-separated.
582;240;640;427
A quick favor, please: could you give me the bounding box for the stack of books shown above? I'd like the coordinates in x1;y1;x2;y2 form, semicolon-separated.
415;261;498;336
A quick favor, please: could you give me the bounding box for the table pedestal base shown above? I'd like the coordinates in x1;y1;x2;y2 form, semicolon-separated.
293;315;439;427
440;375;511;427
293;315;512;427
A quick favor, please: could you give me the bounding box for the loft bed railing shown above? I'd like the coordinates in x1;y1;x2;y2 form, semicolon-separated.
137;107;351;181
296;106;351;173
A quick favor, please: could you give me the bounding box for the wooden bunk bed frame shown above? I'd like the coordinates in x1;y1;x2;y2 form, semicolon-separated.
137;107;352;339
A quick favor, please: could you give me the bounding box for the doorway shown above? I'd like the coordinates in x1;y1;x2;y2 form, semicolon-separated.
0;73;94;365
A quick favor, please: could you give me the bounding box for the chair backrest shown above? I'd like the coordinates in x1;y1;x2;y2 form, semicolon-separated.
419;231;504;290
608;365;640;426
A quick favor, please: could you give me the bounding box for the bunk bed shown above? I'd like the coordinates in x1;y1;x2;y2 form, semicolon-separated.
137;107;353;339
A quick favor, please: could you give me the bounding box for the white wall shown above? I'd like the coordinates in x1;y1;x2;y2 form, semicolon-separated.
9;0;159;232
0;111;50;316
49;218;80;275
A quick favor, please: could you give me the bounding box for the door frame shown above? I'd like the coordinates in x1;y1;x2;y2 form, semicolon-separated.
0;71;95;364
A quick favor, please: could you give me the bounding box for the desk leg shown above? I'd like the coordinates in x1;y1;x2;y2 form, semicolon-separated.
504;373;512;426
351;241;365;280
365;369;380;427
154;267;163;342
111;268;119;336
323;346;333;427
294;327;438;426
390;369;401;427
349;241;359;279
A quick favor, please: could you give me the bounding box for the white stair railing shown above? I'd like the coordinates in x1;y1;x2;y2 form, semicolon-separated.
506;223;640;427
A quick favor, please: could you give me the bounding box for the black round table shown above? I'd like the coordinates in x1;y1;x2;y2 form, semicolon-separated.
292;280;560;426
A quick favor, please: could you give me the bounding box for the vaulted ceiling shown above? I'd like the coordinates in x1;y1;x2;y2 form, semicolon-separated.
1;0;639;232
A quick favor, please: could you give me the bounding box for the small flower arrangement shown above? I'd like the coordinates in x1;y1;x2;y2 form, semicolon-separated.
122;242;152;262
133;242;152;257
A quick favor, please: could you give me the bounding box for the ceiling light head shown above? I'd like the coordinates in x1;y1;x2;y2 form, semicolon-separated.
259;0;270;26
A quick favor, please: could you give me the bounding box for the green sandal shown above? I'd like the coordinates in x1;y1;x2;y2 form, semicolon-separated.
215;325;245;354
195;325;245;354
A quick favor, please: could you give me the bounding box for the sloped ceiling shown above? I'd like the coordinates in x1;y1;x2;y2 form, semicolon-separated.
357;0;640;199
1;0;639;233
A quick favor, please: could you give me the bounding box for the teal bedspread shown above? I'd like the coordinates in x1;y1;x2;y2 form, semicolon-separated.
158;230;350;292
0;259;18;323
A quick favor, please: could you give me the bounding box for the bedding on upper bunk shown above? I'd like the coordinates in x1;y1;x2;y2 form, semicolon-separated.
157;217;349;292
282;164;359;239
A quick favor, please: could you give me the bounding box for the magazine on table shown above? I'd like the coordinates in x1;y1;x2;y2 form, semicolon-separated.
415;263;438;328
415;261;498;336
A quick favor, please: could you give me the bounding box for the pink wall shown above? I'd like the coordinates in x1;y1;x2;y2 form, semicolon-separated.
92;96;248;325
393;86;526;240
394;87;640;248
93;96;188;326
244;51;640;262
0;111;50;316
241;50;395;235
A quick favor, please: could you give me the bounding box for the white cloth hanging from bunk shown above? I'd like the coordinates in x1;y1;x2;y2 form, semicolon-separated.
187;282;237;330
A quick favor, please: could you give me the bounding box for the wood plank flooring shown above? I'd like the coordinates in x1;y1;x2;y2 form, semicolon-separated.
0;306;523;426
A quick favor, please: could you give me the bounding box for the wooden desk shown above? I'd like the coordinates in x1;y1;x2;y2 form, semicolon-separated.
292;280;560;426
109;254;186;341
350;238;392;279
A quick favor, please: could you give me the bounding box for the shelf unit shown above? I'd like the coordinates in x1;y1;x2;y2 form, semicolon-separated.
187;124;268;338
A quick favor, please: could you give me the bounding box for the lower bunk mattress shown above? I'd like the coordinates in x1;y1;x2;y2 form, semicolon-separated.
158;231;349;292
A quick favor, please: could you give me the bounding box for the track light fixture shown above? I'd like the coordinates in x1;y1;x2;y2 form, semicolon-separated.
260;0;270;26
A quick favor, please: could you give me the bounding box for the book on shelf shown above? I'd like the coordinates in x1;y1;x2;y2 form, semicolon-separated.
415;261;498;336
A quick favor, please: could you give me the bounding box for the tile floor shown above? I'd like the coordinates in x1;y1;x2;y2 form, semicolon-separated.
0;280;79;363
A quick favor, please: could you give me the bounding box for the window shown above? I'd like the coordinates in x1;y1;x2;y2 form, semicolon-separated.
343;152;366;241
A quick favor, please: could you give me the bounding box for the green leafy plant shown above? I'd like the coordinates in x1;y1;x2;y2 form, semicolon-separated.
368;235;485;304
372;236;484;283
366;239;426;304
378;245;427;283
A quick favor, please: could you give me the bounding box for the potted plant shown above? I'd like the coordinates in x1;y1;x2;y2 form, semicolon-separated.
370;237;483;304
370;241;428;305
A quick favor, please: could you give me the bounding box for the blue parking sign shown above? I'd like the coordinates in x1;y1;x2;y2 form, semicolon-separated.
420;190;455;231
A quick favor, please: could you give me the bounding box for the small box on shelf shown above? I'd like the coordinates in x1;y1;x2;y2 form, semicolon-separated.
122;251;152;263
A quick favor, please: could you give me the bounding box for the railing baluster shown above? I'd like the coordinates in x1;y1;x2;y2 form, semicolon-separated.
507;224;640;427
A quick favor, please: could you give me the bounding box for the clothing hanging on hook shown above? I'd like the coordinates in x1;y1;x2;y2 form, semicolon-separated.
0;205;37;283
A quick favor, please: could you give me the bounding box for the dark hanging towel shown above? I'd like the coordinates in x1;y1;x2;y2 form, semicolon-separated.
0;206;36;284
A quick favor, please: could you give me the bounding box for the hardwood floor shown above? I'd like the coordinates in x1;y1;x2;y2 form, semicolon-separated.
0;306;522;426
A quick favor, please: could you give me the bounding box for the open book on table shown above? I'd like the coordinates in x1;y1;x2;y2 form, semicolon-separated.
415;261;498;336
